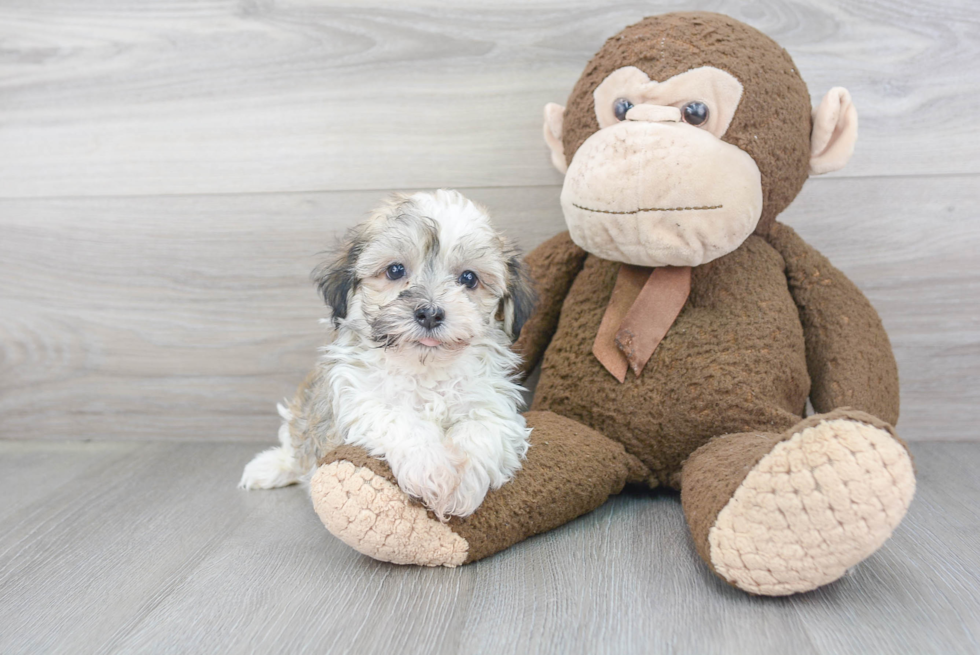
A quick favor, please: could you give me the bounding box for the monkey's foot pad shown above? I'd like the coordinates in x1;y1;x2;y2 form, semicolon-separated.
708;418;915;596
310;461;468;567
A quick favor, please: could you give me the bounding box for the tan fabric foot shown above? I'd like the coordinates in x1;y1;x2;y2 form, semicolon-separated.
706;412;915;595
310;460;468;567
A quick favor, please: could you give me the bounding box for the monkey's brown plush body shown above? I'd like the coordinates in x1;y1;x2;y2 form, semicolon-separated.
310;12;915;596
526;225;901;489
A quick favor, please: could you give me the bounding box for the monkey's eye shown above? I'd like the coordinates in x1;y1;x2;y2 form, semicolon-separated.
613;98;634;122
385;263;406;281
682;101;709;126
458;270;478;289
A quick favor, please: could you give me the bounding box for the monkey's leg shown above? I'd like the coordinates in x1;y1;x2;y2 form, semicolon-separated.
681;409;915;596
309;411;648;567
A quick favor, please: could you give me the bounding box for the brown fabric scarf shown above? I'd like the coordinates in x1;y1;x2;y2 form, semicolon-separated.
592;265;692;383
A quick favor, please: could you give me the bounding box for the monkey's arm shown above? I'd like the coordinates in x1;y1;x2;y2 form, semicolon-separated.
513;231;587;380
767;222;900;424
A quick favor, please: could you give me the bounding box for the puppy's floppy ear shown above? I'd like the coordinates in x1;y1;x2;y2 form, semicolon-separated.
312;229;363;327
498;253;536;341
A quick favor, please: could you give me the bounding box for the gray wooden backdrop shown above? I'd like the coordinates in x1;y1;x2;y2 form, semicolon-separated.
2;0;978;443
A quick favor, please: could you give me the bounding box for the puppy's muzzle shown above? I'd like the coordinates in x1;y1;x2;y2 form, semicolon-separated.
414;305;445;330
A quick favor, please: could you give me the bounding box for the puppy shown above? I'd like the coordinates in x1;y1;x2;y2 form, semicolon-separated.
240;190;535;520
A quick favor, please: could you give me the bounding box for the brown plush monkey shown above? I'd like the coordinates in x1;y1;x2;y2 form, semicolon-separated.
311;12;914;596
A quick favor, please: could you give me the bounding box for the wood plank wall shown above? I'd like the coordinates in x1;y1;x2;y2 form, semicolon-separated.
1;0;977;442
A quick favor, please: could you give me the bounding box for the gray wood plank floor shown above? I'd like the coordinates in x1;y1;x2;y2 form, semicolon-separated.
1;440;977;655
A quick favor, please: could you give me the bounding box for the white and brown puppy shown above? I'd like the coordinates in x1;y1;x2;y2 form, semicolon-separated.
240;190;535;520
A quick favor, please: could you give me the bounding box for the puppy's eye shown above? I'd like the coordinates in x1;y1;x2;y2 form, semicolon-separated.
682;101;709;126
613;98;634;122
385;263;405;281
457;270;478;289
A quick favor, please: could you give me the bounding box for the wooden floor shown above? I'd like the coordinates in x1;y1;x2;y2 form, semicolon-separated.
1;440;978;655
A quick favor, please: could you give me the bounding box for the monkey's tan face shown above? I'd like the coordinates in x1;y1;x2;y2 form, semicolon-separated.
558;66;764;267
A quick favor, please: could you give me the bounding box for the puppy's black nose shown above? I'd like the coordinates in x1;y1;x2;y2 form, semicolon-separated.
414;306;445;330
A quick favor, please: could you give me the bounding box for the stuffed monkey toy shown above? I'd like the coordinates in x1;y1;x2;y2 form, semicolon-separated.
310;11;914;596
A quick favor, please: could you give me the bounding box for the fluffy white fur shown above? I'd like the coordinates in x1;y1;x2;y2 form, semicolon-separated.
240;190;533;520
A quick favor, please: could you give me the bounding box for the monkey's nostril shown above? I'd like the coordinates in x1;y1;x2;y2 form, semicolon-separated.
415;306;444;330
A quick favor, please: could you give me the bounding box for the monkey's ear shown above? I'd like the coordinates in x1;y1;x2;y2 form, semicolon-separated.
809;87;858;175
543;103;568;174
311;247;359;327
499;255;537;342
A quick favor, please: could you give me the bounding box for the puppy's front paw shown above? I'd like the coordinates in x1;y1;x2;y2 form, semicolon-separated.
444;463;492;518
391;445;465;521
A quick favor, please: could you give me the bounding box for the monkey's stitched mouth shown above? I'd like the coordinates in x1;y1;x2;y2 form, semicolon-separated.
572;203;723;215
